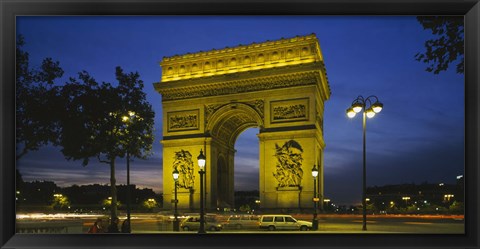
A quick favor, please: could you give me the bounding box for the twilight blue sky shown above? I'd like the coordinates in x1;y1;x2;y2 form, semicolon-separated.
16;16;464;205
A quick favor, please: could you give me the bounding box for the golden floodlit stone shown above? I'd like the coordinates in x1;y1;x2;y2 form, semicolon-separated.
154;34;330;211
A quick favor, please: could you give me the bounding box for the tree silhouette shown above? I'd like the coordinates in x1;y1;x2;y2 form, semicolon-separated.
58;67;154;222
16;35;64;160
415;16;464;74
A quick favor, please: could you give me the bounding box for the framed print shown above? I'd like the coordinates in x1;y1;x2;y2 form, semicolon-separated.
1;1;479;249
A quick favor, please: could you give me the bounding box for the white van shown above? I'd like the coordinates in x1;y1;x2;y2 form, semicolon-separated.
258;215;312;231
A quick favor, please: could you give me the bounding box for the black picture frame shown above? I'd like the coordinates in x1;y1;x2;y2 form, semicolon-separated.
1;0;479;248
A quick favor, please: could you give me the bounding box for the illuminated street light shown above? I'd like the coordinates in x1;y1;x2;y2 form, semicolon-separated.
172;168;179;231
346;95;383;232
121;110;139;234
402;196;411;206
444;194;454;202
197;149;206;234
311;165;319;231
352;101;363;113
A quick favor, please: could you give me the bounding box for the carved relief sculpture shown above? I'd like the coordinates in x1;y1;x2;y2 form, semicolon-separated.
273;104;306;120
167;109;199;132
159;71;318;101
273;140;304;188
173;150;195;189
270;98;309;123
205;104;224;122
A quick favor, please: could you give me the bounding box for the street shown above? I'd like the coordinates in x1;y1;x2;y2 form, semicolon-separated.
69;213;464;234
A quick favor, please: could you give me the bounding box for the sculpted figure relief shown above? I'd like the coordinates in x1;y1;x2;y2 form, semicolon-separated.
273;140;304;188
169;114;197;129
173;150;195;189
273;104;306;120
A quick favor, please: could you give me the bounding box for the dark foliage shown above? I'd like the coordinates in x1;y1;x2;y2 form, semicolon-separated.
415;16;464;74
57;67;155;220
16;35;64;160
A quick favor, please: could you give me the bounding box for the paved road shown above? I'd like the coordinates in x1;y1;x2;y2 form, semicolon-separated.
17;213;464;234
127;214;464;234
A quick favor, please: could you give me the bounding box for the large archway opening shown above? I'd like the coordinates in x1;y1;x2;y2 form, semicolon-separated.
207;103;262;209
234;128;259;192
233;128;260;212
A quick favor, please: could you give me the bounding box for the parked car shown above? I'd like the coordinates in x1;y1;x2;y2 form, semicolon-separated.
180;215;223;231
258;215;312;231
225;215;259;230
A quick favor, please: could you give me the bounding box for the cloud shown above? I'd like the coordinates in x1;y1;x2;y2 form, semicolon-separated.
234;170;259;191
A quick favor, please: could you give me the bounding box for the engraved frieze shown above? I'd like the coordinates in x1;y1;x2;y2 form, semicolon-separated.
167;109;199;132
159;71;318;101
273;104;306;120
270;98;309;123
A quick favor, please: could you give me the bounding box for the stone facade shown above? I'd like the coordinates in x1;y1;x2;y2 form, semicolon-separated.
154;34;330;211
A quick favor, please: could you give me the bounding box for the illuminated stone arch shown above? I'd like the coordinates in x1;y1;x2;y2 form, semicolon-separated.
206;102;263;146
155;34;330;211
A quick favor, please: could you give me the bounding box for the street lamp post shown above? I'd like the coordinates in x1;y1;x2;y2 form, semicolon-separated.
126;150;131;233
172;168;180;231
197;149;206;234
311;165;319;231
346;95;383;231
122;111;137;234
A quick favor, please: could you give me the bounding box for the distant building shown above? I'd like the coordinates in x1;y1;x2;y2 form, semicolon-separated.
366;180;463;213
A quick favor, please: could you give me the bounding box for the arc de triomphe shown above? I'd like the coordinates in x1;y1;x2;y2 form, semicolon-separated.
154;34;330;211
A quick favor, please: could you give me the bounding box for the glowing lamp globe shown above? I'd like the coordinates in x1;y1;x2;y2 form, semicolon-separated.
172;168;179;181
352;102;363;113
346;107;356;118
197;149;206;171
372;102;383;113
366;108;376;118
311;165;319;178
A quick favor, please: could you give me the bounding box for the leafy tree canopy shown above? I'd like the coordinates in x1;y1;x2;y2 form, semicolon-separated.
57;66;155;220
415;16;464;74
58;67;155;166
16;35;64;160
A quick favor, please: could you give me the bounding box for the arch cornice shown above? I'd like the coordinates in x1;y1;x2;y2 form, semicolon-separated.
155;63;330;102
